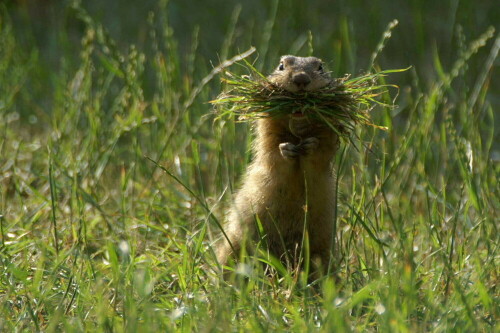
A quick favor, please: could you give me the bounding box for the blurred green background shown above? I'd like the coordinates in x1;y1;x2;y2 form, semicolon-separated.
6;0;500;111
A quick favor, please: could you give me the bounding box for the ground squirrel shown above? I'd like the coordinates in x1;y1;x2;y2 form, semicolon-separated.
216;55;339;276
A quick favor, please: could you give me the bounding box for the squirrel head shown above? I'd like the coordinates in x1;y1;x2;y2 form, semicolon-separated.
268;55;332;93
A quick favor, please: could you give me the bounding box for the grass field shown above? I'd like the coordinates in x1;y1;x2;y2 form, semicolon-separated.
1;0;499;331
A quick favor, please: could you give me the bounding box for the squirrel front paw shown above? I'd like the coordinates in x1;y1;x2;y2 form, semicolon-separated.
279;137;319;160
299;137;319;154
279;142;300;160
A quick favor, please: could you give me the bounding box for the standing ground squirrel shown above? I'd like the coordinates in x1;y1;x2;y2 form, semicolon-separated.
216;55;339;275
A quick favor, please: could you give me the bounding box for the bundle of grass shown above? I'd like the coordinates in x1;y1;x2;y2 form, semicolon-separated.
212;59;406;141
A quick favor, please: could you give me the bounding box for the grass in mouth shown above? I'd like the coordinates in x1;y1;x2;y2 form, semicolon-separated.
211;60;408;140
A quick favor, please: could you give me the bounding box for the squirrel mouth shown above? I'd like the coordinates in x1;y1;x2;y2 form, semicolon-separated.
291;111;306;118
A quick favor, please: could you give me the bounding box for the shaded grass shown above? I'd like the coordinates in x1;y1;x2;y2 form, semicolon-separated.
1;1;499;332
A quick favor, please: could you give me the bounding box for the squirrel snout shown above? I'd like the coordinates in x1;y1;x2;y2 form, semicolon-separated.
292;72;311;90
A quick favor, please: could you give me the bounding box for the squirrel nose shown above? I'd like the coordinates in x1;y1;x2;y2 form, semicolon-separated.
292;72;311;90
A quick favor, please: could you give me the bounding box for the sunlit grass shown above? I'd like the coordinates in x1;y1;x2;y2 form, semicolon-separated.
0;1;498;332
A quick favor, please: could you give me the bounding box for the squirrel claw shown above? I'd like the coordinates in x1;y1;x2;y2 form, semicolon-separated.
299;137;319;155
279;137;319;160
279;142;300;159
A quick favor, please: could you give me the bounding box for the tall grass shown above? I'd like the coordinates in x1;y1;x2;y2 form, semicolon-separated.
0;1;498;331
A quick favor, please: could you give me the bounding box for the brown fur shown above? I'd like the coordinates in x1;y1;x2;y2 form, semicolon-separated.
216;56;339;274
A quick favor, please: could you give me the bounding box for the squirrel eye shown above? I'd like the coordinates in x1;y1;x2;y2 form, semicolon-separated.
278;63;285;70
318;63;324;71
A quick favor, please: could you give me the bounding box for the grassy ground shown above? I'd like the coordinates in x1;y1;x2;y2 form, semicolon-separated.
1;0;499;331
